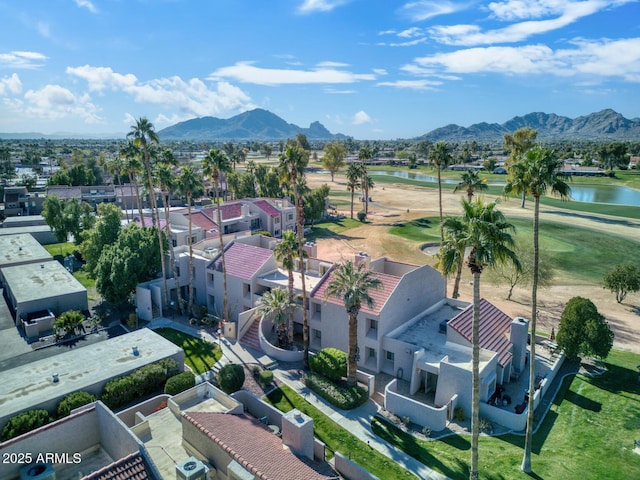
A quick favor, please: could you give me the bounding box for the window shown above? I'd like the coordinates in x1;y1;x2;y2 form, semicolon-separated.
314;329;321;339
369;318;378;331
287;213;294;221
274;217;280;224
274;229;280;237
367;318;378;339
172;239;177;247
386;351;395;362
190;235;197;244
314;303;321;313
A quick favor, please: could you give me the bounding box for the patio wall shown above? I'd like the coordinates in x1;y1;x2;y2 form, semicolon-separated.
384;379;449;431
259;315;304;362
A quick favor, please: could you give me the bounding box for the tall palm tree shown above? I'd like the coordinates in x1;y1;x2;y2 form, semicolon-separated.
358;146;372;213
121;141;145;225
257;288;299;349
436;216;466;299
279;144;310;366
202;149;232;323
503;127;538;207
273;230;298;348
504;146;570;474
429;141;453;242
442;199;519;480
454;169;488;202
127;118;168;307
109;153;128;222
324;260;381;387
362;174;374;215
156;161;184;315
175;166;203;315
345;163;362;219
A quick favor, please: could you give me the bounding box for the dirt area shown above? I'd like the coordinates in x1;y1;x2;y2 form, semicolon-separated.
306;172;640;354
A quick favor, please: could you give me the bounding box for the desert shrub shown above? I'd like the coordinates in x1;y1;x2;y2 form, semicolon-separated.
309;348;347;381
1;410;51;441
56;391;96;418
304;371;368;410
478;417;493;434
422;426;431;438
259;370;274;387
454;406;466;422
218;364;245;394
164;372;196;395
357;211;367;222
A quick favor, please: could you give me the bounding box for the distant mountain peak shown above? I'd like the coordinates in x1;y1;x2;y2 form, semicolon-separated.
157;109;346;141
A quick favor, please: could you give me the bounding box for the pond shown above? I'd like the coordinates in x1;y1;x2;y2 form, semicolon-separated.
366;170;640;206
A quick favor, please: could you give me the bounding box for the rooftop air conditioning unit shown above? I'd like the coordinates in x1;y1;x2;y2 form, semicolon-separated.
176;457;208;480
19;463;56;480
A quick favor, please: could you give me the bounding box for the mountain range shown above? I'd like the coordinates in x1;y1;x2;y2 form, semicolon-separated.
416;109;640;142
158;108;347;141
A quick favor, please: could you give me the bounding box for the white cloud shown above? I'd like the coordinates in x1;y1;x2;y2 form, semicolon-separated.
353;111;372;124
0;73;22;95
67;65;137;91
377;79;442;90
378;37;428;47
0;51;47;69
398;27;424;38
398;1;466;21
317;61;350;67
430;0;635;46
37;22;51;39
210;61;376;85
13;84;102;123
323;88;357;94
412;37;640;81
74;0;98;13
297;0;351;14
373;68;388;75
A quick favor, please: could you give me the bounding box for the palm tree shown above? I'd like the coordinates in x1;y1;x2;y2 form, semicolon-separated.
436;216;466;299
503;127;538;207
279;144;310;366
108;153;128;222
454;169;488;202
442;199;519;480
128;118;168;306
362;174;374;215
257;288;298;349
202;149;232;323
503;146;570;474
156;161;184;315
175;166;203;315
428;141;453;242
273;230;298;347
345;164;362;219
324;260;382;386
358;146;372;213
121;141;145;225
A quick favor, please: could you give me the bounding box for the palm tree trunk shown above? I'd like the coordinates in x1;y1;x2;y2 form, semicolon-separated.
144;153;168;308
215;185;229;323
522;196;540;473
187;195;194;315
133;177;144;226
350;188;354;219
364;184;369;214
287;269;294;348
471;269;481;480
294;179;309;367
348;312;358;386
165;191;184;315
438;165;444;243
452;259;463;299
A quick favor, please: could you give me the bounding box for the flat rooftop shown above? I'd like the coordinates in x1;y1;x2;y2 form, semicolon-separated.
0;233;52;268
258;268;326;293
0;260;86;303
0;329;183;423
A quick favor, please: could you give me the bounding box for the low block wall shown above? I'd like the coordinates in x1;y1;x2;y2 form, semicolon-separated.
334;452;381;480
384;379;448;432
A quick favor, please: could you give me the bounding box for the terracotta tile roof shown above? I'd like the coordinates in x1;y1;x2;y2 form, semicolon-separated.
446;298;514;367
312;270;401;316
187;211;218;231
213;242;273;280
182;412;337;480
133;217;166;229
253;199;281;218
82;452;155;480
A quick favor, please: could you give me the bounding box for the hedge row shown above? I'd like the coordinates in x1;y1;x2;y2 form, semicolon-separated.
164;372;196;395
304;371;368;410
309;348;347;381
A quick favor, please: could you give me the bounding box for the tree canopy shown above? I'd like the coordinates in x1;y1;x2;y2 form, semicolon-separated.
603;263;640;303
42;196;95;244
556;297;614;360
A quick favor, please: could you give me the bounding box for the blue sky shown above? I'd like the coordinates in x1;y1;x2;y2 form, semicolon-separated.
1;0;639;139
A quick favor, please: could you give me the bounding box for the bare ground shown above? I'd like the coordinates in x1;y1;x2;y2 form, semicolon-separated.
307;172;640;354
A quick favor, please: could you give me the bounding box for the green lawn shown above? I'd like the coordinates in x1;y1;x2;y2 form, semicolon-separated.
305;217;362;241
44;242;76;257
154;327;222;375
389;216;640;283
266;385;417;479
371;350;640;480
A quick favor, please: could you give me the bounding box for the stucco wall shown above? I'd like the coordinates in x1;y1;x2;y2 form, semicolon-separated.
384;380;449;431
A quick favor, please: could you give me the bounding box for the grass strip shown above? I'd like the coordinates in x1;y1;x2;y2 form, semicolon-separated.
266;384;416;479
154;327;222;375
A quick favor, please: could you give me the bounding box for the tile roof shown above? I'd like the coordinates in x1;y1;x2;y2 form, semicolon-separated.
187;210;218;231
133;217;167;229
46;186;82;200
253;199;281;218
312;270;401;316
213;242;273;280
182;412;337;480
82;452;155;480
446;298;514;367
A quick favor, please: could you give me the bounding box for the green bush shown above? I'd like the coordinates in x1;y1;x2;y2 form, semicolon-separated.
57;391;96;418
101;358;179;409
165;372;196;395
218;364;245;394
357;211;367;222
454;406;466;422
1;410;51;441
259;370;274;387
309;348;347;381
304;371;368;410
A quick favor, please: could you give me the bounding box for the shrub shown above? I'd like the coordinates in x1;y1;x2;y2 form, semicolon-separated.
304;371;368;410
1;410;51;441
422;426;431;438
56;391;96;418
259;370;274;387
478;417;493;434
454;406;466;422
165;372;196;395
218;364;245;394
309;348;347;381
357;210;367;222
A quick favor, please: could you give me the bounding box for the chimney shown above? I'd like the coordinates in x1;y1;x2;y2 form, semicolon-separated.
510;317;529;374
303;241;317;259
354;251;370;269
281;409;314;460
